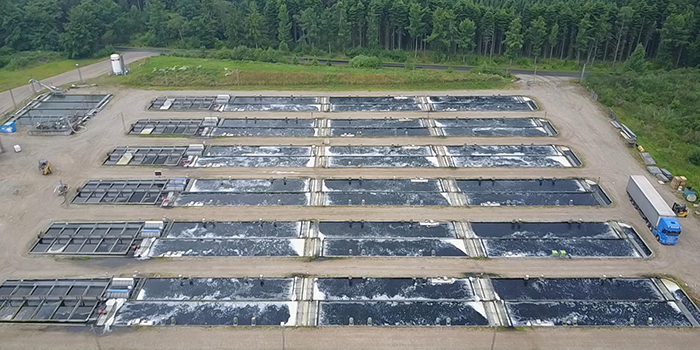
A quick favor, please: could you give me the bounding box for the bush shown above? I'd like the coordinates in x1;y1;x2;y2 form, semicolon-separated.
383;49;408;62
4;51;62;70
212;49;231;60
230;46;254;60
258;47;283;63
344;46;365;58
292;55;300;65
431;52;447;63
0;46;14;56
297;46;327;58
279;42;289;52
93;45;115;58
471;65;513;79
345;48;408;63
688;149;700;166
348;55;382;69
0;55;10;69
178;46;286;63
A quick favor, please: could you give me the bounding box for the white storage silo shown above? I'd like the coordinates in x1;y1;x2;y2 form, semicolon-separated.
110;54;125;75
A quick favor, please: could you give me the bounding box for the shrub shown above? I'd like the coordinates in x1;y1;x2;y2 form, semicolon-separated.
345;48;408;63
4;51;62;70
471;65;513;79
344;46;365;58
0;55;10;69
212;49;231;60
93;45;115;58
384;49;409;62
348;55;382;69
292;55;300;65
0;46;14;56
279;42;289;52
230;46;254;60
688;149;700;166
258;47;282;63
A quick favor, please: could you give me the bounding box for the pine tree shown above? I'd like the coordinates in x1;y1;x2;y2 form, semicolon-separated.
659;11;690;68
389;0;409;49
407;2;426;56
528;16;547;59
481;9;495;58
624;43;646;73
425;7;456;54
335;2;351;52
504;17;523;64
547;23;559;59
367;0;381;49
576;14;593;62
457;19;476;54
297;8;320;48
320;8;336;54
277;2;291;51
263;0;279;45
613;6;634;65
245;2;264;48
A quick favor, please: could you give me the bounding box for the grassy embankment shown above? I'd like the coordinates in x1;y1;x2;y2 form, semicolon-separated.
586;69;700;189
100;55;513;91
118;45;586;72
0;53;103;92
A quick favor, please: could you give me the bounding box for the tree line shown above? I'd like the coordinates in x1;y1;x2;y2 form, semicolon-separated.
1;0;698;67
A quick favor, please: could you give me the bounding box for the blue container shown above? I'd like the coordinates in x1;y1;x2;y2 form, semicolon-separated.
1;121;16;133
683;187;695;197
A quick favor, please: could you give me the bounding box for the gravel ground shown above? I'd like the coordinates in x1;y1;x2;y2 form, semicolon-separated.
1;75;699;349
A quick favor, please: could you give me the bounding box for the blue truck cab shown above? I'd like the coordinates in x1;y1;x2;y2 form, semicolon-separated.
655;217;681;245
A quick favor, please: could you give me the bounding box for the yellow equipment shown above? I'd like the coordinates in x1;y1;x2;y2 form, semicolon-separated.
39;159;52;175
673;202;689;217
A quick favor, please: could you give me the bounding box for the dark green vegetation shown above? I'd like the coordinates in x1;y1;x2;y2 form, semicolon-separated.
101;55;512;90
0;50;61;70
0;0;698;68
586;64;700;187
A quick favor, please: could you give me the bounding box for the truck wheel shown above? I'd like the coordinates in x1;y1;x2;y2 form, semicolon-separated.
656;235;660;242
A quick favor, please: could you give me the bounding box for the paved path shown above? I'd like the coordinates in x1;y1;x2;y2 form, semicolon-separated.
1;326;698;350
0;50;157;117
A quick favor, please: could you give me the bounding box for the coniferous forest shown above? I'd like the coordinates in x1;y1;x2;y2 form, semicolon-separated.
0;0;698;68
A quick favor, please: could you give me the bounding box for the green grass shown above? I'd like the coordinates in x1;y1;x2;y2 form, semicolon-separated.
98;56;513;91
586;69;700;191
613;107;700;188
130;45;589;72
0;57;105;92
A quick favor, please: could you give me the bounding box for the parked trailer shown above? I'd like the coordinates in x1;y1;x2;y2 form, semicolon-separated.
626;175;681;245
